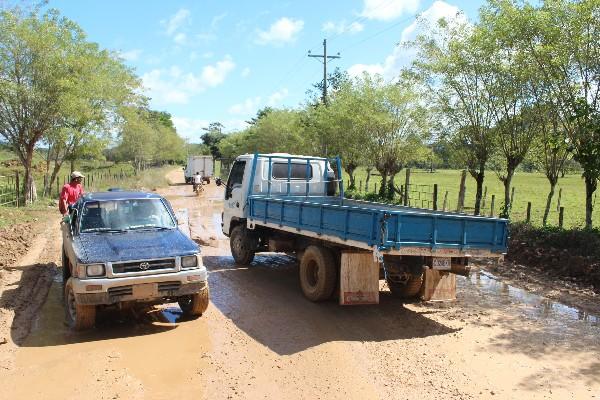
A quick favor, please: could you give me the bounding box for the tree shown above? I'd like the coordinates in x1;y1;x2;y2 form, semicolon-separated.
413;17;497;215
0;8;86;202
504;0;600;228
201;122;226;159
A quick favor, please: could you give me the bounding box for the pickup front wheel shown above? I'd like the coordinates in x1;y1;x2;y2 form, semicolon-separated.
64;278;96;330
299;246;337;302
179;286;210;316
230;225;258;265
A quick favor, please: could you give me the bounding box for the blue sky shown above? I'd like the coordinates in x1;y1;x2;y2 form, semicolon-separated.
50;0;486;143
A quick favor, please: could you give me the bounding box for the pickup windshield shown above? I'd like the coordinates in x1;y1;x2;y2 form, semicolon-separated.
79;199;176;233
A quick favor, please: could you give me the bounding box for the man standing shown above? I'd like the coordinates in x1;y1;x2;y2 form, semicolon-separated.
59;171;85;215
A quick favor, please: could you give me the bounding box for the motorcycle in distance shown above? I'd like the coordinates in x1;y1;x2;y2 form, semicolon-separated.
193;181;204;196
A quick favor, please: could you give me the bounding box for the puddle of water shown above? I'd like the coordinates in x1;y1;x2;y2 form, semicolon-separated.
458;270;600;326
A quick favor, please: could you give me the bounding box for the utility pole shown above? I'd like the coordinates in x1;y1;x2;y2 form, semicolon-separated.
308;39;341;105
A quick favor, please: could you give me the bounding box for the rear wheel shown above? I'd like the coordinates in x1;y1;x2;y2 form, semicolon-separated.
178;286;210;316
386;273;423;298
64;278;96;330
299;246;337;302
230;225;258;265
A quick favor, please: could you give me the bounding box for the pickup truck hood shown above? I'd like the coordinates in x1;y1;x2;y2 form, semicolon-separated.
73;229;198;264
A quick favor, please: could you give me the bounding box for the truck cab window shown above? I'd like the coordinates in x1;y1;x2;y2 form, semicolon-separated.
225;160;246;199
272;162;313;180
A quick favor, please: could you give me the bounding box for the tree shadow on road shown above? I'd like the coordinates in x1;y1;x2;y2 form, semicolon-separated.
203;254;460;356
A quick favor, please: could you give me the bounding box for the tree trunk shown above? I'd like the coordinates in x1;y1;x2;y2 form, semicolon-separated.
387;173;396;200
543;182;556;227
501;167;515;218
70;158;75;173
379;172;387;198
344;162;357;190
584;175;597;229
365;168;372;191
23;148;37;205
471;165;485;215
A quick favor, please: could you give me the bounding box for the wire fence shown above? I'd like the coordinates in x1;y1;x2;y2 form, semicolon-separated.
0;174;18;206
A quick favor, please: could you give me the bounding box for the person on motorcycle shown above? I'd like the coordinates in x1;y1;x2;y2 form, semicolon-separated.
193;172;203;193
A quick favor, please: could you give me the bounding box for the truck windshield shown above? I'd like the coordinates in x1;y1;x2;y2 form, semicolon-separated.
80;199;176;233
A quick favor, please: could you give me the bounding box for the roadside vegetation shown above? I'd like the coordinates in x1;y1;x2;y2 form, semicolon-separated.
0;5;187;208
211;0;599;229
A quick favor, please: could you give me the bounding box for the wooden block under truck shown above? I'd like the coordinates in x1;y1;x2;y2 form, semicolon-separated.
220;153;508;304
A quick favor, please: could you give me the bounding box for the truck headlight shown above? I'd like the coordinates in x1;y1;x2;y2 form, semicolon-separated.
85;264;106;277
181;255;199;268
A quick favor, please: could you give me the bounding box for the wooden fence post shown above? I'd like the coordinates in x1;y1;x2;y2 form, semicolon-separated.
481;186;488;210
15;171;19;207
359;180;362;192
526;202;532;223
557;188;562;212
374;183;377;194
457;170;467;213
490;195;496;217
510;187;516;209
559;206;564;228
442;191;448;211
403;168;411;206
433;184;438;211
400;184;404;204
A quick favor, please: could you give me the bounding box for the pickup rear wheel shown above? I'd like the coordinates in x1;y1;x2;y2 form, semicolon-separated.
230;225;258;265
386;273;423;299
299;246;337;302
64;278;96;330
178;285;210;316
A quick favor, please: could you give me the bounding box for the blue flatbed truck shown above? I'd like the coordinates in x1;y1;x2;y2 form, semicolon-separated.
221;153;508;304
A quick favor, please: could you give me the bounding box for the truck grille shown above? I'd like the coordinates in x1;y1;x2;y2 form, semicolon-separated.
108;285;133;297
112;258;176;274
158;281;181;292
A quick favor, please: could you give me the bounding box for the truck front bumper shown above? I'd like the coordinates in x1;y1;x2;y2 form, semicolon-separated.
72;269;208;306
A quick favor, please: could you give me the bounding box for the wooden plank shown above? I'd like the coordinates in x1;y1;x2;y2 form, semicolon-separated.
420;269;456;301
340;251;379;305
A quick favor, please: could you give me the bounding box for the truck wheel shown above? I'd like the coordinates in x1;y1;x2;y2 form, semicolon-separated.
178;286;210;316
386;273;423;299
230;225;258;265
64;278;96;330
299;246;337;302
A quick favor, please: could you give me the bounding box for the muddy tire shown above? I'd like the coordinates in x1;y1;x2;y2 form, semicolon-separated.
64;278;96;330
386;273;423;299
299;245;337;302
178;285;210;317
230;224;258;265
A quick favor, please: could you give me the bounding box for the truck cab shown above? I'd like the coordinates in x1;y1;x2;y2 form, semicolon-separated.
222;153;335;236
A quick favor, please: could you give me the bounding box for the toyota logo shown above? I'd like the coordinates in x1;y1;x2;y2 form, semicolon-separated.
139;262;150;270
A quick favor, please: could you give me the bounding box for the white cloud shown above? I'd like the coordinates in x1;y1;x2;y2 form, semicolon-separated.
163;8;191;36
119;49;142;62
229;97;262;115
322;20;364;35
172;117;209;139
142;56;236;105
211;13;227;29
241;67;251;78
360;0;421;21
174;32;187;45
256;17;304;45
348;1;465;80
228;88;289;117
268;88;288;106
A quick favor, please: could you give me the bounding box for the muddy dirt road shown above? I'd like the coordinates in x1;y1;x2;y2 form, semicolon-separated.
1;169;599;399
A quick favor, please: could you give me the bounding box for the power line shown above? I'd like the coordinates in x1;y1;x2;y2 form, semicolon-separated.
339;13;418;54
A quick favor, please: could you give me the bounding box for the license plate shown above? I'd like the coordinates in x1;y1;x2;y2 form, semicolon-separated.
432;257;451;270
133;283;157;298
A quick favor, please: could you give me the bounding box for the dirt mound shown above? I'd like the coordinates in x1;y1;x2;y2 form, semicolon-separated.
505;223;600;291
0;223;36;270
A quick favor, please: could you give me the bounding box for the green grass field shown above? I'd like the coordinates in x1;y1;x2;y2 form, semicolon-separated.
344;167;599;229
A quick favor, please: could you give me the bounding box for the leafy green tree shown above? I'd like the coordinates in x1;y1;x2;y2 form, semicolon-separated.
201;122;226;159
413;16;497;215
0;8;87;202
